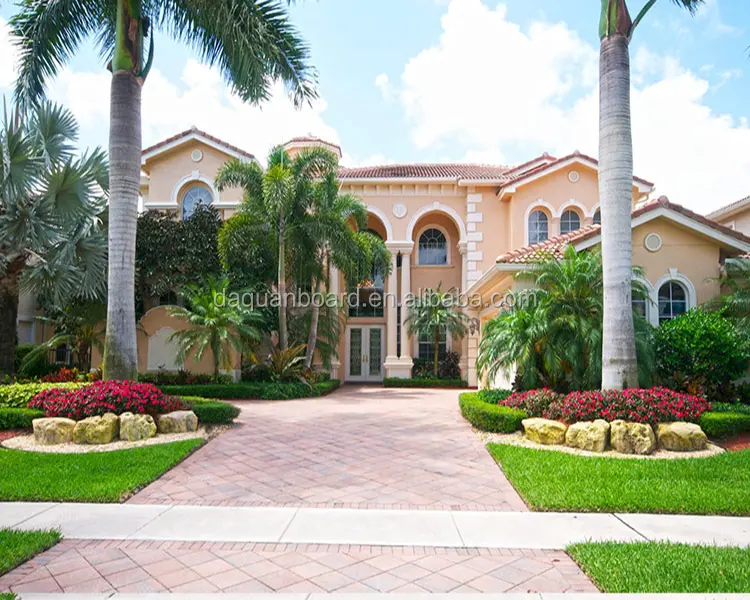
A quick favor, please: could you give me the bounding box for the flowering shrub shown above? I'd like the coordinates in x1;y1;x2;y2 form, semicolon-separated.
29;380;184;419
41;367;81;383
501;389;564;417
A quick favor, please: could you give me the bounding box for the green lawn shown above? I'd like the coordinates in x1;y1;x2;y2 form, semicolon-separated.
0;439;204;502
0;529;61;577
568;541;750;593
488;444;750;515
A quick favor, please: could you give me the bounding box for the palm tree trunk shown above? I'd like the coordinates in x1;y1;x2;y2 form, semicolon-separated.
0;259;24;377
278;215;288;349
599;32;638;389
304;276;322;368
433;329;440;379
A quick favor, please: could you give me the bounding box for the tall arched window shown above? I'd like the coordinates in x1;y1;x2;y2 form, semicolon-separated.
182;185;213;220
658;281;688;324
593;209;601;225
418;228;447;265
560;209;581;234
528;210;548;244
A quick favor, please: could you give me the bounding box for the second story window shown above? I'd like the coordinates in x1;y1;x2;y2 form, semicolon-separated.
528;210;548;244
593;209;602;225
560;209;581;234
418;228;448;265
182;185;213;220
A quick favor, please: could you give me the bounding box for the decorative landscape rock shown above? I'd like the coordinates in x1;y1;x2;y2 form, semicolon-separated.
33;418;76;445
156;410;198;434
610;420;656;455
73;413;119;445
522;418;568;445
119;412;157;441
657;422;707;452
565;419;610;452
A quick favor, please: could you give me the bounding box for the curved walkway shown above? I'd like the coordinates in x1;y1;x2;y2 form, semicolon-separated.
128;386;527;511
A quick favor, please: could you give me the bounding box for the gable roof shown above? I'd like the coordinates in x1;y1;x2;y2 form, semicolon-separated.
141;127;256;165
706;195;750;221
496;196;750;265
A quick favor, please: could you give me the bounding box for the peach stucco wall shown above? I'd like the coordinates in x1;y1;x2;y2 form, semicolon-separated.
714;207;750;238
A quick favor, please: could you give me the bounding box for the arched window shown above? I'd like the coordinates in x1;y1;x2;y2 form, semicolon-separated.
528;210;548;244
593;209;601;225
658;281;688;324
418;228;447;265
181;185;213;219
560;209;581;234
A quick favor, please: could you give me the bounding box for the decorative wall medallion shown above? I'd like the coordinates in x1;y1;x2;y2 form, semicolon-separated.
644;232;662;252
191;149;203;162
568;170;580;183
392;203;407;219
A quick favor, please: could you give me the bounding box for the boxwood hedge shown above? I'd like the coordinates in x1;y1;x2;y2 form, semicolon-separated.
179;397;241;424
161;379;340;400
0;408;45;430
699;412;750;439
459;392;527;433
383;378;468;388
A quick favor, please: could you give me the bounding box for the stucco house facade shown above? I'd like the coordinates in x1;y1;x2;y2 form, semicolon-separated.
16;128;750;386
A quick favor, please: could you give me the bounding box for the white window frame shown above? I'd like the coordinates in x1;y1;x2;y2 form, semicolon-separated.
527;209;550;245
651;270;697;327
415;224;451;266
559;208;582;235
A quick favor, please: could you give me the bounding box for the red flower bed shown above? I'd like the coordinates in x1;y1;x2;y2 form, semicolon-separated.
500;387;711;424
29;380;184;420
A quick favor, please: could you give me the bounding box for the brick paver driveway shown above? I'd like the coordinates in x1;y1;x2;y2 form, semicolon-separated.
130;385;526;510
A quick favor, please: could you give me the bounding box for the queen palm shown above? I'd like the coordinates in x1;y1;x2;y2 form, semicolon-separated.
0;102;108;377
11;0;316;381
405;284;468;379
598;0;702;389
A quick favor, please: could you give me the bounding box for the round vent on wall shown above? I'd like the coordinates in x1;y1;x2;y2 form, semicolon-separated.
393;203;407;219
644;232;662;252
191;149;203;162
568;170;580;183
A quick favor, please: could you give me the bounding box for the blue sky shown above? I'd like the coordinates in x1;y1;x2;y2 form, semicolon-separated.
1;0;749;212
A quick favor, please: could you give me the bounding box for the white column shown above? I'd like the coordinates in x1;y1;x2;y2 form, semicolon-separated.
329;265;341;380
384;241;414;378
458;241;468;293
399;249;412;368
385;252;399;365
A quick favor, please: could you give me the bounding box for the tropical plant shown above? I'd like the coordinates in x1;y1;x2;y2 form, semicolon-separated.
266;343;307;383
11;0;317;380
167;277;264;380
477;245;655;392
215;146;390;358
0;102;108;377
709;256;750;337
405;284;469;379
598;0;702;389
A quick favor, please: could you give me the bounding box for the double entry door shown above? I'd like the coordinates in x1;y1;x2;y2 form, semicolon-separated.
346;325;385;382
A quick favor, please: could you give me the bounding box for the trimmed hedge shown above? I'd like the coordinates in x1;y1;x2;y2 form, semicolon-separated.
160;379;340;400
699;412;750;439
478;389;513;404
0;408;45;430
383;378;468;388
180;396;241;424
459;392;527;433
0;383;87;409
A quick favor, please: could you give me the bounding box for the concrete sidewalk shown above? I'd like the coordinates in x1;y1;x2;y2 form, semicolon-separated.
2;503;749;550
12;592;750;599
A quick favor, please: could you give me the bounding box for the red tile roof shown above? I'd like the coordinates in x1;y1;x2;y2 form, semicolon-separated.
497;196;750;265
338;163;512;181
141;127;256;161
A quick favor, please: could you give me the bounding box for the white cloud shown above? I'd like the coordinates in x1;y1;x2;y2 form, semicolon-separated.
374;73;392;102
0;17;19;90
383;0;750;213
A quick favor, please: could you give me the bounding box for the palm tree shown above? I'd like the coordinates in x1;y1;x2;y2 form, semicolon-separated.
167;276;264;380
478;245;654;392
11;0;317;381
405;284;468;379
0;102;108;377
216;146;390;356
598;0;702;389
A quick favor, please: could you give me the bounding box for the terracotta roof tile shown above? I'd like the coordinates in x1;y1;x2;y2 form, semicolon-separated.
141;126;256;161
338;163;512;181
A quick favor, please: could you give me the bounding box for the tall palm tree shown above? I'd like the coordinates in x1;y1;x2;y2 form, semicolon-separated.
168;276;264;380
10;0;317;381
598;0;702;389
0;102;108;377
405;284;468;379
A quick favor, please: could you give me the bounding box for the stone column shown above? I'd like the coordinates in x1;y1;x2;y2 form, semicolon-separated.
399;248;413;371
329;265;342;380
384;241;414;378
384;251;399;366
458;241;468;293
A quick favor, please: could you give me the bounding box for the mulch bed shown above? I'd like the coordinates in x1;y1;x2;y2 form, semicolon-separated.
0;430;25;443
722;432;750;452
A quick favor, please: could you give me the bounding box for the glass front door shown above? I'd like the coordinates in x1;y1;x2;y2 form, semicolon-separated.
346;325;385;382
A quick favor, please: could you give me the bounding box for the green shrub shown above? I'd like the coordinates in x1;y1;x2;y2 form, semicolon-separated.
160;380;340;400
139;370;232;386
712;402;750;415
459;392;527;433
478;389;513;404
655;310;750;402
699;412;750;439
14;345;57;379
0;408;45;430
180;396;240;424
383;378;468;388
0;383;87;409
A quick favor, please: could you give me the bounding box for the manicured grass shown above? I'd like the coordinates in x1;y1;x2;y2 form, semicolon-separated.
0;439;204;502
568;541;750;593
488;443;750;515
0;528;61;576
